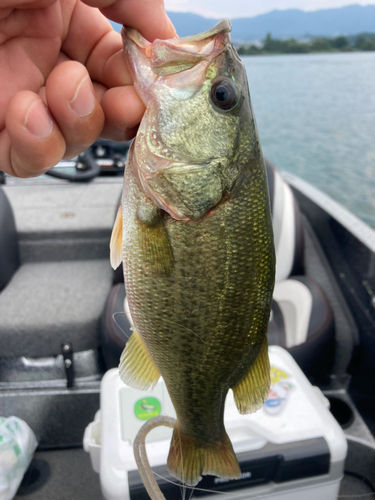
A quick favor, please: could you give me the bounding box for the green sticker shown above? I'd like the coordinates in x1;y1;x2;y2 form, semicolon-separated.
134;397;161;421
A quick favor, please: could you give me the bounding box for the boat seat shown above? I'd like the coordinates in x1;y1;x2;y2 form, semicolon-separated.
0;184;20;291
0;186;113;359
269;276;334;379
266;160;334;377
99;160;335;380
100;277;335;381
265;159;304;283
100;283;129;370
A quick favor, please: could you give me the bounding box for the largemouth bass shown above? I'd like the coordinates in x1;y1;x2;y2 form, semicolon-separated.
110;20;275;487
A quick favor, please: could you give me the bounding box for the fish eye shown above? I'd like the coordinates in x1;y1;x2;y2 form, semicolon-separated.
211;77;239;111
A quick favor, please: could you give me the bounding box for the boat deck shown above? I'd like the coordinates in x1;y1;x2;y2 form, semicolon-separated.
1;168;375;499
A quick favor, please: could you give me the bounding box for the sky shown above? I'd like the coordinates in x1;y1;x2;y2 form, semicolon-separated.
165;0;375;19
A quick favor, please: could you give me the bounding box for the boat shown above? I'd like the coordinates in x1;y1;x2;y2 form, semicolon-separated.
0;139;374;499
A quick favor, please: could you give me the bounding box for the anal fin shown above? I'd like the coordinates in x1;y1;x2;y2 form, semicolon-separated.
232;337;270;414
110;206;123;270
119;329;161;390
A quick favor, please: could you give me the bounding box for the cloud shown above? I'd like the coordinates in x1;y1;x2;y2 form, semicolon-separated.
165;0;375;19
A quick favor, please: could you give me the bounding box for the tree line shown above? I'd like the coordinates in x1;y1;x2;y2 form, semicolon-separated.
237;33;375;55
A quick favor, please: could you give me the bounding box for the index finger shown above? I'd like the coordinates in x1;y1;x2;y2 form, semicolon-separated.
82;0;176;42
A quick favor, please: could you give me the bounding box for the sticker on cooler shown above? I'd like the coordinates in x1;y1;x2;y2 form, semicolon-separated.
264;366;294;416
133;397;162;421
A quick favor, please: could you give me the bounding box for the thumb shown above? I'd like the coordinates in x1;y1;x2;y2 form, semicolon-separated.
81;0;177;42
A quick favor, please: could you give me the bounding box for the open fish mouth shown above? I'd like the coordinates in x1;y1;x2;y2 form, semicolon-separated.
122;21;242;222
122;20;232;91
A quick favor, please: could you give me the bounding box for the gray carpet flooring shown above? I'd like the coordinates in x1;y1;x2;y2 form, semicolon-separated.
16;449;103;500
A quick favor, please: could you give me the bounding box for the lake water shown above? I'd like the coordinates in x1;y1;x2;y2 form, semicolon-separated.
242;52;375;229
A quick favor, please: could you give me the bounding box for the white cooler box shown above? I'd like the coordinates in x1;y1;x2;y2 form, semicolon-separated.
84;346;347;500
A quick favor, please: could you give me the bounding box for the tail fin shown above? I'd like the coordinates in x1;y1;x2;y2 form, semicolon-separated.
167;422;241;487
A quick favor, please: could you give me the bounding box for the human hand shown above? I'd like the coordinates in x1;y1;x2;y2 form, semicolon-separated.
1;0;176;177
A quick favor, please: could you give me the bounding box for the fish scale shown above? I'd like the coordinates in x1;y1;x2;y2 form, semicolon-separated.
122;151;273;430
111;19;275;487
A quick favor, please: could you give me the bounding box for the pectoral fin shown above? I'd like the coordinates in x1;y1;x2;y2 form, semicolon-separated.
137;203;174;277
232;338;270;414
119;329;161;390
110;206;123;270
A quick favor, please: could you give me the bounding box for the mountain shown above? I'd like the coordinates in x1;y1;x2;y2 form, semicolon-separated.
165;13;215;36
167;5;375;41
108;13;213;36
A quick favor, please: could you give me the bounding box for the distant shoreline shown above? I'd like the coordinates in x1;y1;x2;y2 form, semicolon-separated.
237;34;375;56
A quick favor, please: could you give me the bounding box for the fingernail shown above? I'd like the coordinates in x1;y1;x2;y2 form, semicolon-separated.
69;76;95;117
24;100;53;139
167;16;178;38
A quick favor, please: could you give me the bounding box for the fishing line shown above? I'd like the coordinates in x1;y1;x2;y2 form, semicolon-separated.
157;318;207;345
152;471;375;500
134;417;230;500
152;471;229;495
176;419;186;500
135;422;375;500
112;311;206;346
188;485;195;500
112;311;189;499
152;472;300;499
175;418;187;500
134;416;176;500
164;414;186;500
112;311;132;339
111;315;372;500
161;406;185;500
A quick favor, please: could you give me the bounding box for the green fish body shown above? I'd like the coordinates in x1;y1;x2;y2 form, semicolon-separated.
110;20;275;487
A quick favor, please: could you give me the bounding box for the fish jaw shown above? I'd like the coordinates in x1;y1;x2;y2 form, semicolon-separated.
122;21;249;222
122;20;232;104
122;27;156;106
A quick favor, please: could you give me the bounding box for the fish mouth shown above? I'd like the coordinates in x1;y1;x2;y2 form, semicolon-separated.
123;19;231;67
124;20;239;222
122;20;232;105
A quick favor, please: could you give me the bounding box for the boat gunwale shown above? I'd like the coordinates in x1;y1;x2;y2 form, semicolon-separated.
282;171;375;254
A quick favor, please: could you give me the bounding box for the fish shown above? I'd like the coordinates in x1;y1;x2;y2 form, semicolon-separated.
110;19;275;487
